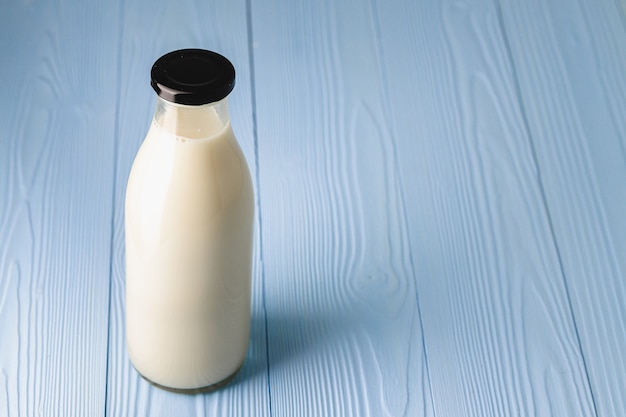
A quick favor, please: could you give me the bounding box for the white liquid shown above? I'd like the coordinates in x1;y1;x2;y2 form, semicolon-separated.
125;98;254;390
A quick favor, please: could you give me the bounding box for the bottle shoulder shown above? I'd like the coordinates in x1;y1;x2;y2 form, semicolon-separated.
125;123;253;225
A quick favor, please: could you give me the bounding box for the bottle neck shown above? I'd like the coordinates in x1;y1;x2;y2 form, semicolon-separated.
153;95;230;139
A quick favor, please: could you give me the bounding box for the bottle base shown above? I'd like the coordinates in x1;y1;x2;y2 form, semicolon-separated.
133;363;244;394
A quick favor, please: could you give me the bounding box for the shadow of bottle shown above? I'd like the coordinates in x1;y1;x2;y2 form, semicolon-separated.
229;308;351;388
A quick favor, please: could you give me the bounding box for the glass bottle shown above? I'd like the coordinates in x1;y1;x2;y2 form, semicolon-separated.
125;49;254;392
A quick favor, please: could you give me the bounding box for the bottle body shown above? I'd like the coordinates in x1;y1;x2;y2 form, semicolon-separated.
125;96;254;390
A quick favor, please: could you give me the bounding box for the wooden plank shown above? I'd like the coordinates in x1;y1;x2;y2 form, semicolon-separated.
0;0;119;415
251;1;434;416
497;0;626;414
375;0;599;415
104;0;270;415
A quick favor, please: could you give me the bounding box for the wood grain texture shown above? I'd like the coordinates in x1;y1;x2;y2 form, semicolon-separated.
376;0;599;415
251;1;433;416
0;0;118;415
498;0;626;414
1;0;625;415
103;0;270;416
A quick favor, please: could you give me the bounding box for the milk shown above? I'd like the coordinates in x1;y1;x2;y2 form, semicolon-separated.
125;96;254;390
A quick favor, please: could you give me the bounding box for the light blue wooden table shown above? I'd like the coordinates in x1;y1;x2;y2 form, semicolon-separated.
1;0;625;415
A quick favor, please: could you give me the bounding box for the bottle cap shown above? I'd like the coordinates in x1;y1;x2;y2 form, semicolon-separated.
151;49;235;105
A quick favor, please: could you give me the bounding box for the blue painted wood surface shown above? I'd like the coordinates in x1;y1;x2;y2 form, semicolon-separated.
0;0;624;416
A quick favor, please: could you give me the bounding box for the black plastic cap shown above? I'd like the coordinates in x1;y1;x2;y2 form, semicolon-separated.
150;49;235;105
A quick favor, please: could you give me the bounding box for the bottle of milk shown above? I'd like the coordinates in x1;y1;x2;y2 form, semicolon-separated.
125;49;254;392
